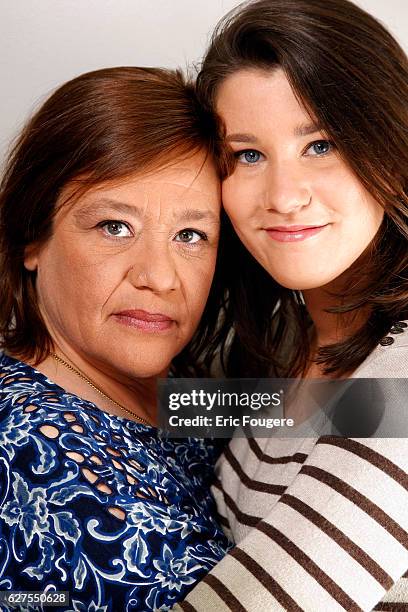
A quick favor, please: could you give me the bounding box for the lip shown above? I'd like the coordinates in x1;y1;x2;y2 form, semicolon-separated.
113;309;175;332
265;224;329;243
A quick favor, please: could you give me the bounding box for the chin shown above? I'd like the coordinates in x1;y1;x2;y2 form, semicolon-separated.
107;348;173;380
272;274;339;291
135;369;168;379
126;365;169;380
130;353;173;377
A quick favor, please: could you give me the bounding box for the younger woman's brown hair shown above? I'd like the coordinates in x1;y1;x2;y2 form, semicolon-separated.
0;66;229;374
198;0;408;377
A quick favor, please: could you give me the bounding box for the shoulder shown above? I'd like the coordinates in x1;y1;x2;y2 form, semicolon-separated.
353;320;408;378
1;353;56;400
0;354;111;465
0;353;83;424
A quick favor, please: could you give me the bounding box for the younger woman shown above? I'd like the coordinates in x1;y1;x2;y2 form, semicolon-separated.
177;0;408;609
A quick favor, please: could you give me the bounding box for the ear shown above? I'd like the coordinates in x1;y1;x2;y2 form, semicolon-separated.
24;243;40;272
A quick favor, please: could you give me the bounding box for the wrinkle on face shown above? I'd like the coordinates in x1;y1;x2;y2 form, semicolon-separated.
25;151;221;382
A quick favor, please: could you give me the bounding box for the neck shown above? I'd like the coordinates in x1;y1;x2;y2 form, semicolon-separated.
36;341;161;426
302;274;369;348
301;284;369;380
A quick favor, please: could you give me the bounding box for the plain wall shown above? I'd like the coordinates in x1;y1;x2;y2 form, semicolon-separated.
1;0;407;165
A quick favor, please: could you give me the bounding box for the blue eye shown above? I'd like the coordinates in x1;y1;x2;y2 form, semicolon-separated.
100;221;132;237
304;140;333;156
174;229;207;244
235;149;263;164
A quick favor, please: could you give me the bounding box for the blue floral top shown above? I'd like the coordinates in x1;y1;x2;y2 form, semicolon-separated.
0;354;231;611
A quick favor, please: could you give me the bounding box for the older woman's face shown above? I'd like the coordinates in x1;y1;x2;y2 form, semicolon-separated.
24;152;220;378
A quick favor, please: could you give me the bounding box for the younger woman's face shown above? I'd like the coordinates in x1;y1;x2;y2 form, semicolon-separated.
216;68;384;290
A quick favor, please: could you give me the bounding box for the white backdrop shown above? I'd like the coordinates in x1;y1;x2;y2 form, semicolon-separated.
1;0;407;166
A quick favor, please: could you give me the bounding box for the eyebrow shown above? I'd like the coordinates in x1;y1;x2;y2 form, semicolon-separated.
225;123;324;144
73;198;219;223
294;123;324;137
73;199;143;221
176;209;219;223
225;133;259;144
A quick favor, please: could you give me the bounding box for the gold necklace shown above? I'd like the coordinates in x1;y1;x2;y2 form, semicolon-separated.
51;352;152;426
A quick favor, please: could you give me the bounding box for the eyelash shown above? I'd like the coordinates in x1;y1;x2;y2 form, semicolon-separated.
98;221;132;238
234;139;335;165
234;149;264;165
97;221;208;244
303;139;335;157
174;228;208;245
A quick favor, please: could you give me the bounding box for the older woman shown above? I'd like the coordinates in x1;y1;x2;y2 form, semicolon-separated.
0;67;232;611
176;0;408;610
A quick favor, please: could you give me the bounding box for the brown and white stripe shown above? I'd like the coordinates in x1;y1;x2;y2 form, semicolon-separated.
175;436;408;611
174;338;408;611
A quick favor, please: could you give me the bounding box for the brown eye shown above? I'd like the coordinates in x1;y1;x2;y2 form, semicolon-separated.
174;229;206;244
100;221;132;237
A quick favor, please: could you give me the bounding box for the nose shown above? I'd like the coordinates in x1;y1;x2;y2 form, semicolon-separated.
264;162;311;214
127;238;180;294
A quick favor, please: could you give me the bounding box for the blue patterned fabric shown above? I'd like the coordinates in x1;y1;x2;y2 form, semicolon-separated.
0;354;231;611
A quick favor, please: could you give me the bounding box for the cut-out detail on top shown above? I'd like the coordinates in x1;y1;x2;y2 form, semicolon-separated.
64;412;76;422
90;454;103;465
96;482;113;495
24;404;38;413
66;451;86;463
39;424;60;439
128;458;145;471
134;490;149;499
106;446;122;457
81;468;98;484
108;507;126;521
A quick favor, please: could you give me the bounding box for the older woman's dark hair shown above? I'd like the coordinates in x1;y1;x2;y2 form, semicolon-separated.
198;0;408;377
0;67;229;375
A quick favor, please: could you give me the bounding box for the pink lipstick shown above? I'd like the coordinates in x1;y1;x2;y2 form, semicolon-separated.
114;309;174;332
265;224;328;242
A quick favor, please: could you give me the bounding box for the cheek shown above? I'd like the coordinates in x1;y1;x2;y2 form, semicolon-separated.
38;239;118;316
222;179;262;259
222;176;251;222
180;255;217;324
340;184;384;242
367;199;385;231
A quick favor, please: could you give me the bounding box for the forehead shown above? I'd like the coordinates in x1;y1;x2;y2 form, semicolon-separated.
60;151;221;217
216;68;309;128
131;153;220;194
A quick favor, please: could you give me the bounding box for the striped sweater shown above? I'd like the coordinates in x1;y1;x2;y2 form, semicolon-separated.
175;324;408;611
